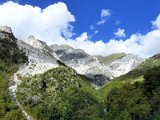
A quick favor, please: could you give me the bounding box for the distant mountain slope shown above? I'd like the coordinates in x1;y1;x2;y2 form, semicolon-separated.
96;52;126;65
99;53;160;97
0;26;144;87
108;54;144;77
50;44;112;86
50;44;144;86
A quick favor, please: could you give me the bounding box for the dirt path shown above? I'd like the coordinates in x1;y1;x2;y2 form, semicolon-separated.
9;73;32;120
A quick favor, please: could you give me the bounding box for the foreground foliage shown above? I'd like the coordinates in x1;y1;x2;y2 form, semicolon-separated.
17;64;160;120
105;66;160;120
0;38;28;120
17;66;104;120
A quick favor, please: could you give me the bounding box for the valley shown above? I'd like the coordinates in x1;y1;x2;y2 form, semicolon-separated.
0;26;160;120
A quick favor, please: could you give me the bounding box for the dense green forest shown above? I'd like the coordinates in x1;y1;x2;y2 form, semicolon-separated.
17;64;160;120
17;66;104;120
105;66;160;120
0;38;28;119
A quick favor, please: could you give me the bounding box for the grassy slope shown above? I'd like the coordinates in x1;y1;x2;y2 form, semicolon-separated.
96;52;126;65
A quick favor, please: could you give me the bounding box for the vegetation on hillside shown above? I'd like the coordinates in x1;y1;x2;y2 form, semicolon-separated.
17;66;104;120
1;34;160;120
100;56;160;98
0;38;28;120
96;52;126;65
105;66;160;120
17;61;160;120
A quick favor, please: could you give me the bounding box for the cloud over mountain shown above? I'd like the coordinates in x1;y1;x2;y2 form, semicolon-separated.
0;1;75;44
0;1;160;58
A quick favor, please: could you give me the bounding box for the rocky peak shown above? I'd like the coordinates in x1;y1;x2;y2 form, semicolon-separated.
25;36;49;50
108;54;144;77
0;26;12;33
51;44;73;51
50;44;96;65
0;26;16;41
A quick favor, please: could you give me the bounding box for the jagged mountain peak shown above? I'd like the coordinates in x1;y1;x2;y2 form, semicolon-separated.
108;53;144;77
0;26;16;42
0;26;145;87
50;44;86;54
50;44;96;65
25;35;48;50
0;26;12;33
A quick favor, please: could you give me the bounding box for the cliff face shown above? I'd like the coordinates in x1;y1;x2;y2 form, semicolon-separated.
0;26;16;42
50;44;144;87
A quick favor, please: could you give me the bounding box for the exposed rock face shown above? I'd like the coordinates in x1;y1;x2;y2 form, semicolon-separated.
50;44;96;65
50;44;112;87
0;26;145;87
0;26;12;33
50;44;144;87
0;26;15;41
17;37;59;76
108;54;144;77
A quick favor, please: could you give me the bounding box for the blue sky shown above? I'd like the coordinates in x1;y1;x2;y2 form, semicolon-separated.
0;0;160;57
5;0;160;42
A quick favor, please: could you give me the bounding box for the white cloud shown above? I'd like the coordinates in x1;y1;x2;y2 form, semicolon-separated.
152;14;160;29
94;30;99;34
97;9;110;25
0;1;160;58
76;32;88;42
59;28;160;58
0;1;75;44
90;25;94;30
114;28;126;38
101;9;111;18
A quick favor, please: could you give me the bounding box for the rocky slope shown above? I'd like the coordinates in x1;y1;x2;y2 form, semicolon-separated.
50;44;144;86
0;26;144;87
107;54;144;77
17;36;59;76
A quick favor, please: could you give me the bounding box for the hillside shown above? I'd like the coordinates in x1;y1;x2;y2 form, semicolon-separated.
16;54;160;120
50;44;144;86
0;26;160;120
96;52;126;65
0;26;28;119
99;53;160;97
16;66;104;120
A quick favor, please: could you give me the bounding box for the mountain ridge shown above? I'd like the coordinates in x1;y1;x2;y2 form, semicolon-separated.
1;26;144;87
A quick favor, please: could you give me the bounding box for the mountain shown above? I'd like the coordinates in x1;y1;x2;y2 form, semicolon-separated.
50;44;144;86
17;36;59;76
0;26;144;87
107;54;144;77
96;52;126;65
50;44;113;86
1;26;160;120
100;52;160;97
